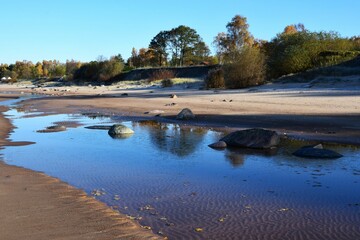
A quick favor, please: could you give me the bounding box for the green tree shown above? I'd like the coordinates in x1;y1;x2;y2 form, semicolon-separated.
149;25;210;67
149;31;169;66
266;28;358;78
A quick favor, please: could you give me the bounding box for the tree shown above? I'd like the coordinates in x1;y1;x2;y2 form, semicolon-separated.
266;27;357;78
213;14;266;89
213;15;254;63
149;25;210;67
168;25;204;66
66;60;81;80
149;31;169;66
283;23;306;35
32;62;43;78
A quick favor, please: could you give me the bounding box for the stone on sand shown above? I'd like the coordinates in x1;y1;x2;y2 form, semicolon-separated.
220;128;280;149
176;108;195;120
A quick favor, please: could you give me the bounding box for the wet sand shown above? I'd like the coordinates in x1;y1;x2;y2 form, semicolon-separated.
0;96;160;240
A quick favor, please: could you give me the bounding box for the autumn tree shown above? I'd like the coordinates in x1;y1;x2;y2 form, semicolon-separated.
213;14;266;89
283;23;306;35
213;15;254;63
33;62;43;78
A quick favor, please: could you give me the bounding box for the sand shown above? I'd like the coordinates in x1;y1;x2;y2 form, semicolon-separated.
1;80;359;145
0;96;160;240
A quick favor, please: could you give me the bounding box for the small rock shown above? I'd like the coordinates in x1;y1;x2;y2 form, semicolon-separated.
170;94;177;98
176;108;195;120
108;124;134;137
208;141;227;149
293;146;342;159
121;93;128;96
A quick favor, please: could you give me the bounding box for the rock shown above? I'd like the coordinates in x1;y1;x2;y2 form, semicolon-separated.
220;128;280;149
313;144;323;149
176;108;195;120
293;146;342;159
37;125;66;133
208;141;227;149
121;93;128;96
170;94;177;98
85;125;112;130
108;124;134;137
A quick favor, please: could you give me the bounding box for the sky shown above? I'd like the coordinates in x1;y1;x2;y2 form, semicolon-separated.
1;0;359;64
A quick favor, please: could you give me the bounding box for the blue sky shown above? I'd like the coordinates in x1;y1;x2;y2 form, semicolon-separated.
1;0;359;64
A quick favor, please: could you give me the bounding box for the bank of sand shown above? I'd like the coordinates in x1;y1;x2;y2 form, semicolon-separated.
1;80;359;145
0;97;159;240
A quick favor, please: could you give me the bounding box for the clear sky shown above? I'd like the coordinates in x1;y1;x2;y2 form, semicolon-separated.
1;0;359;64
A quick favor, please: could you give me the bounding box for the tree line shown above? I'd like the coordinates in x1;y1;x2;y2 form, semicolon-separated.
1;14;359;87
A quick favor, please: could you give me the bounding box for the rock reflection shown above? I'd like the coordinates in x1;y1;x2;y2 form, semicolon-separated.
225;147;278;167
225;151;245;167
136;120;207;157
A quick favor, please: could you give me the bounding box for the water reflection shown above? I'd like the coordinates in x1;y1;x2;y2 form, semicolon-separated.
136;120;208;157
225;147;278;167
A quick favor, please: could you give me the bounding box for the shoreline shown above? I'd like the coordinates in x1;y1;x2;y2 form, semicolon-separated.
0;96;160;240
1;82;359;146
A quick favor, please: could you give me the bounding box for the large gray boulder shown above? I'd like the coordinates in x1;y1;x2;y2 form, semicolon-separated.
176;108;195;120
220;128;280;149
293;146;342;159
108;124;134;137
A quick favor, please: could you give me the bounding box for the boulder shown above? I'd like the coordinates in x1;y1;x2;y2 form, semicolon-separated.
176;108;195;120
108;124;134;137
293;146;342;159
208;141;227;149
220;128;280;149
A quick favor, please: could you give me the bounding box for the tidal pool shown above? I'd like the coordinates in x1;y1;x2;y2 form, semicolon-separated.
2;107;360;240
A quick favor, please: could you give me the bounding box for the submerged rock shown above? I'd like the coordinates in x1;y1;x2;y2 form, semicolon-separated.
208;141;227;149
108;124;134;138
176;108;195;120
293;146;342;159
85;125;112;130
37;125;66;133
220;128;279;149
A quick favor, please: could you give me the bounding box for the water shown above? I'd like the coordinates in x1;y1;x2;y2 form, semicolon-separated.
2;107;360;239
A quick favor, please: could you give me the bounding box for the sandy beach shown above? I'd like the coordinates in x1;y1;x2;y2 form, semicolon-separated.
1;79;360;239
0;96;159;240
2;79;359;145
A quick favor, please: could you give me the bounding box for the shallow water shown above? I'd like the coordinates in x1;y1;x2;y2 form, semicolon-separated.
2;107;360;240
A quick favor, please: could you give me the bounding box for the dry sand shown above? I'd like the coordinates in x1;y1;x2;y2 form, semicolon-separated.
0;96;160;240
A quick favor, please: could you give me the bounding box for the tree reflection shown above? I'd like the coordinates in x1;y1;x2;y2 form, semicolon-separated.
135;120;208;157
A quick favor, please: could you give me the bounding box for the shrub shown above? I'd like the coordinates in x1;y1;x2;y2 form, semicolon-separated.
161;78;174;87
223;47;266;88
204;68;225;89
266;31;358;79
148;69;175;82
